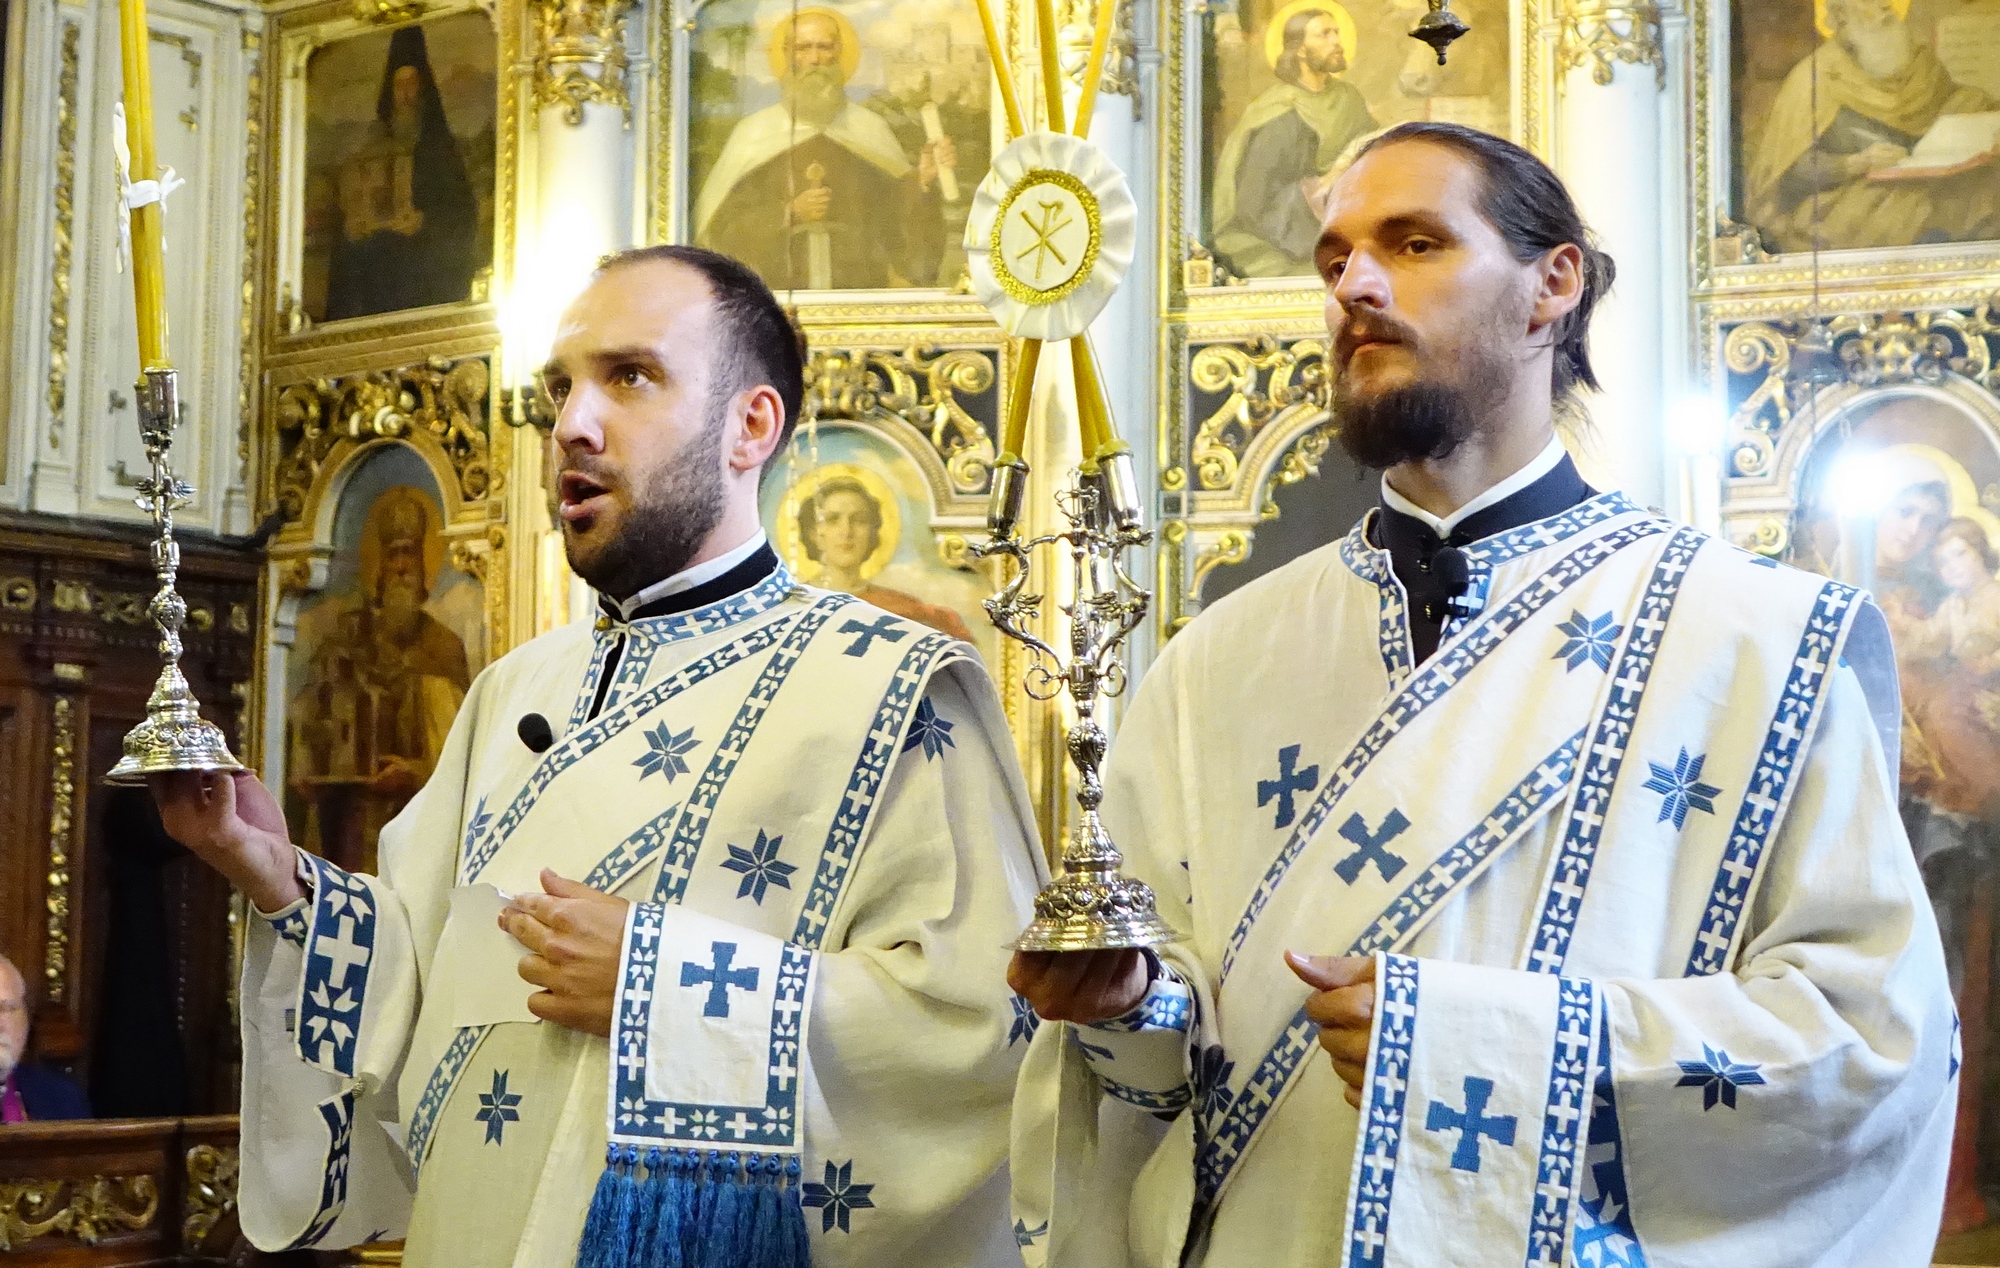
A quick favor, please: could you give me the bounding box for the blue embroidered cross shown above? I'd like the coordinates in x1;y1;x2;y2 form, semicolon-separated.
1332;810;1411;884
1425;1076;1517;1172
720;830;796;905
681;941;759;1018
1553;609;1623;672
475;1069;522;1145
1674;1044;1766;1110
1257;745;1319;829
633;722;699;782
801;1160;875;1232
1643;747;1722;829
903;698;956;760
839;615;908;657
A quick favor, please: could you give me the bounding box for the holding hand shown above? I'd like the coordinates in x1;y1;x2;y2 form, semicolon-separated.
150;770;304;914
500;870;629;1037
1007;949;1150;1025
1287;951;1376;1108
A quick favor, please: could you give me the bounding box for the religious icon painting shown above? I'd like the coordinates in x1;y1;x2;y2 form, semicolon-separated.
1782;386;2000;1259
1729;0;2000;255
762;428;1000;665
1197;0;1508;280
295;9;497;324
684;0;993;293
283;443;486;876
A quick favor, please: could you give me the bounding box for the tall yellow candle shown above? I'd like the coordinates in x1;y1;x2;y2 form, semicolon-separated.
1032;0;1066;133
1000;339;1044;461
117;0;170;370
1070;337;1113;456
1072;0;1119;137
970;0;1026;139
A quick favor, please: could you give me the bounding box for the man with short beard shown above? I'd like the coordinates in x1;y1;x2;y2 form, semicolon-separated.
1747;0;2000;252
151;246;1043;1267
1010;123;1953;1266
695;8;955;290
1211;7;1377;277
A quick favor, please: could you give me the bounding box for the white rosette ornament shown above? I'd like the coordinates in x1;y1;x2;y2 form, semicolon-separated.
963;131;1137;340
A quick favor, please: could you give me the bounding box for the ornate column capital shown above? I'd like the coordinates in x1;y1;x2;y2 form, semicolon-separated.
1556;0;1664;90
529;0;638;126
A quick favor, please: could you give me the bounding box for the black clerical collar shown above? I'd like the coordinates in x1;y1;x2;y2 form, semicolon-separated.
1372;452;1594;662
597;543;782;624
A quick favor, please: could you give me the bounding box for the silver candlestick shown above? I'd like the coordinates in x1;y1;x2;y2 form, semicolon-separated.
976;450;1176;951
105;368;245;785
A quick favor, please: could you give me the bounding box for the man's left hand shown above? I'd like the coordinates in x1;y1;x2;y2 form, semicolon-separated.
918;136;957;190
1287;951;1376;1108
500;870;629;1037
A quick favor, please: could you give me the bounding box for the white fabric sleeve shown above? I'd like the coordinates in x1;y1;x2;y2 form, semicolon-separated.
236;665;493;1251
1074;964;1198;1113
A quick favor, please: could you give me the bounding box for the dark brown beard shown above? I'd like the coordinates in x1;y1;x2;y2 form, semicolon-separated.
564;417;729;601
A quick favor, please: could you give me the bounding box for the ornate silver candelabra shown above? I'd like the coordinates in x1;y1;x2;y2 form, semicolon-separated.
976;450;1176;951
105;368;244;785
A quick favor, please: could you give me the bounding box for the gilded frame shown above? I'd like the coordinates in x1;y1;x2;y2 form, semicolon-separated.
256;0;518;353
1687;0;2000;301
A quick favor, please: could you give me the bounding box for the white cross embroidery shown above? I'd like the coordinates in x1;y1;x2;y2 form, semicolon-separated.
723;1111;755;1140
1695;925;1732;963
770;1050;799;1091
619;1043;646;1080
315;916;372;988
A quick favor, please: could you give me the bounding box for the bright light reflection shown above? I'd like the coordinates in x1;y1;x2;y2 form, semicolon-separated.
1667;395;1727;457
1828;450;1895;518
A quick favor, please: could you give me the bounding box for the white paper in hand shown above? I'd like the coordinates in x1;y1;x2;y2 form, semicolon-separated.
440;883;540;1028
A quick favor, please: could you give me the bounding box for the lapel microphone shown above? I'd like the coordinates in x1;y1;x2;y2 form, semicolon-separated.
1430;547;1477;621
518;713;556;754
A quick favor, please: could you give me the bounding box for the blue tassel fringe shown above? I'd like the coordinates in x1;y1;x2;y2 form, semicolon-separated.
576;1143;812;1268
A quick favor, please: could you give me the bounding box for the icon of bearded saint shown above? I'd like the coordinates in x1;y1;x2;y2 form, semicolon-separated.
324;24;481;320
692;8;955;290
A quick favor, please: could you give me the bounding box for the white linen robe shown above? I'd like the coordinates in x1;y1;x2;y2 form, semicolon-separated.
1011;494;1954;1268
238;570;1045;1267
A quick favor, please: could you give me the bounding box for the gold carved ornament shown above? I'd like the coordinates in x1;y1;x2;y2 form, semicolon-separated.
0;1176;159;1249
46;21;80;450
44;695;76;1004
1556;0;1664;90
181;1145;239;1249
529;0;637;126
802;346;1000;493
272;356;492;522
1056;0;1138;115
1188;335;1330;491
1722;304;2000;477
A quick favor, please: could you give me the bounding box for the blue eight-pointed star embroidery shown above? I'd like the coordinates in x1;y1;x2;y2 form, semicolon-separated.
1553;609;1624;672
475;1069;522;1144
1674;1043;1766;1110
1193;1044;1236;1119
1009;994;1040;1047
802;1159;876;1232
903;698;956;760
1642;747;1722;829
633;722;700;782
720;829;796;904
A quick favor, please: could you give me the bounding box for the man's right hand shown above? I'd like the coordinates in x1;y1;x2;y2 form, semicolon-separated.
150;771;305;914
1007;949;1150;1025
1849;142;1910;178
789;186;833;224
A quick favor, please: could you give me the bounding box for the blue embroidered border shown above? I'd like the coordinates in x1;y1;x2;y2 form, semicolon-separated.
613;904;812;1150
648;597;854;904
1339;524;1413;687
1683;581;1859;975
792;633;952;947
1524;978;1598;1268
282;1088;356;1249
567;633;618;734
296;855;375;1078
631;567;799;646
1461;493;1639;569
462;597;844;882
268;904;308;949
1527;528;1704;977
406;1025;490;1171
1100;1077;1192;1113
1195;731;1585;1202
1222;518;1668;983
1344;954;1419;1268
1090;976;1195;1034
1572;1022;1650;1266
584;803;681;892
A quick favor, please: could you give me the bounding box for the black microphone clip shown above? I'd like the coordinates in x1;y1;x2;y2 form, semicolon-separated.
518;712;556;754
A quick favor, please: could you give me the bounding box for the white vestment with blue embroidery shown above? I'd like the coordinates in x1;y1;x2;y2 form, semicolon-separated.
1010;494;1955;1268
235;569;1045;1266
